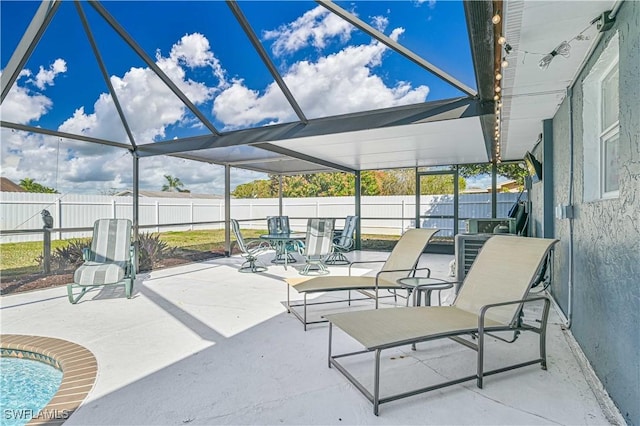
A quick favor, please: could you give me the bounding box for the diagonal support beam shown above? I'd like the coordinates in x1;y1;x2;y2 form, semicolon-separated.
1;0;61;103
88;1;221;136
317;0;477;97
227;1;308;124
252;143;354;174
74;1;137;149
1;121;131;151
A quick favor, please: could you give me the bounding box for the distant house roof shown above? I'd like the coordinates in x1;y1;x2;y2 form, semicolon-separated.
0;177;26;192
115;190;224;199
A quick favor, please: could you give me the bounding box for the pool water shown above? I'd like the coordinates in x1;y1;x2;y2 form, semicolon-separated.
0;357;63;426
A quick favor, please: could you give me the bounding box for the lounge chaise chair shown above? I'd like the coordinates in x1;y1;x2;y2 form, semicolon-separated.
67;218;135;304
324;235;558;415
285;228;439;330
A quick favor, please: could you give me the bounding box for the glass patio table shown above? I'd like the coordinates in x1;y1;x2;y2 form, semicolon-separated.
259;233;306;269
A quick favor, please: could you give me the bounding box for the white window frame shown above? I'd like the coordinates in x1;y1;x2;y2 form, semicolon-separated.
582;32;619;202
599;62;619;199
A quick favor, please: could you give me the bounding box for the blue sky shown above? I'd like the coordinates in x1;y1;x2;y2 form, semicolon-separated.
1;0;477;194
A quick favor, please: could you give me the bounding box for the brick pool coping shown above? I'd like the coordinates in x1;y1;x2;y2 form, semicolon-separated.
1;335;97;425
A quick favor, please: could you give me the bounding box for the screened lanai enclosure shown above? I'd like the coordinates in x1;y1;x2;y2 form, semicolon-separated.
3;1;637;424
1;0;616;274
1;0;617;257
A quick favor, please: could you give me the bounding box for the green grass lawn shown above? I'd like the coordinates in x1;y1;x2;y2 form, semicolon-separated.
0;239;86;277
0;228;401;278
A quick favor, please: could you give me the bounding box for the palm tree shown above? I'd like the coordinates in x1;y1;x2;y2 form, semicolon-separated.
161;175;187;192
19;177;58;193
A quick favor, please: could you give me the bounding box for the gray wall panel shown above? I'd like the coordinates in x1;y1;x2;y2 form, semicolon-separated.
530;2;640;423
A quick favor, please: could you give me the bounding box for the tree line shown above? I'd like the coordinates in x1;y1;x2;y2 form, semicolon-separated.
232;164;526;198
14;163;527;196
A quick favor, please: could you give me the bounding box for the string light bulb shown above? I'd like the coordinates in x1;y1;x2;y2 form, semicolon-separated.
495;72;502;80
495;85;501;93
498;36;506;45
502;58;509;68
492;12;501;25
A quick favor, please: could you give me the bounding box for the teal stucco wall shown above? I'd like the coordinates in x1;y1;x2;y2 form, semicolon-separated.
530;2;640;424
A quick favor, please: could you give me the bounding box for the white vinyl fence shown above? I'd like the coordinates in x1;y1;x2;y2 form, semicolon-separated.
0;192;520;243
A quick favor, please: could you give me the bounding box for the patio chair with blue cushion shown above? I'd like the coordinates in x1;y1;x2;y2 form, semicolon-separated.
297;218;335;276
67;219;135;304
325;235;558;415
267;215;290;235
325;215;358;265
266;215;298;264
231;219;272;273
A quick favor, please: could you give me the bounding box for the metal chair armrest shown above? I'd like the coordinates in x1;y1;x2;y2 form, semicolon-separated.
348;259;386;276
372;266;431;308
333;236;354;251
478;296;550;328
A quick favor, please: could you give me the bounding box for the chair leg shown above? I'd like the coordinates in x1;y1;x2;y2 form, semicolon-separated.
239;256;267;273
325;251;350;265
125;278;133;299
67;284;89;304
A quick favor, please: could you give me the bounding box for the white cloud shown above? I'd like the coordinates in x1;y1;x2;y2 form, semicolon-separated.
370;15;389;32
60;36;216;145
2;36;228;193
167;33;227;87
263;6;355;56
3;9;429;195
0;70;54;124
415;0;437;8
214;26;428;127
31;58;67;89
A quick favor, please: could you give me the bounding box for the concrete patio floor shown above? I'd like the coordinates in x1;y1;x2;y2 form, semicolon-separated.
0;251;623;425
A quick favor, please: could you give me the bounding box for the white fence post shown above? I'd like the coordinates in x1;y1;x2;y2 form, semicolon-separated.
1;193;521;243
56;199;62;240
155;201;160;233
190;202;194;231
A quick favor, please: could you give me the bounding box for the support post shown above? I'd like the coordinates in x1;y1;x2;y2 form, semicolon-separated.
542;119;554;238
225;164;231;256
415;167;420;228
132;151;139;271
278;175;283;216
491;162;497;218
224;164;231;257
355;171;362;250
453;165;459;235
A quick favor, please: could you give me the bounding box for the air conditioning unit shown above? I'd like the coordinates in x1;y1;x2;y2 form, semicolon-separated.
454;233;493;285
465;218;516;234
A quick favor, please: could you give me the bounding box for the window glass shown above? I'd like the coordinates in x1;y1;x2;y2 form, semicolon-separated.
601;63;619;130
602;132;619;194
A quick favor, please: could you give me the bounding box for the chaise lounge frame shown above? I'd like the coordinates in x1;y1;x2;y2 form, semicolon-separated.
285;228;439;330
324;235;558;415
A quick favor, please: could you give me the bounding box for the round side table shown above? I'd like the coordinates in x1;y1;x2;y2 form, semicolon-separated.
396;277;454;307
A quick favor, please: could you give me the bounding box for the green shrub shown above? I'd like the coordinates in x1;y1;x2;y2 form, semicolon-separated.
138;232;175;271
34;233;175;273
36;239;90;272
